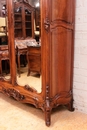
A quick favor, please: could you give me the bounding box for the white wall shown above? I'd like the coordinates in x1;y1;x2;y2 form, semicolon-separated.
73;0;87;113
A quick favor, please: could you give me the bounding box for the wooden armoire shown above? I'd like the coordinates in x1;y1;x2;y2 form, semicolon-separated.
0;0;75;126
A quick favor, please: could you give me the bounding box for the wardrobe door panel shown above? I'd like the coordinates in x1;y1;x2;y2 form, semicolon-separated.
51;0;73;23
50;27;72;97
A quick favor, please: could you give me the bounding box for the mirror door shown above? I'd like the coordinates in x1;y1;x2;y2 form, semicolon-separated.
5;0;42;93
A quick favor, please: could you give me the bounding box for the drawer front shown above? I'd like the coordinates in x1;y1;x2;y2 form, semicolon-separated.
28;55;41;72
28;47;41;54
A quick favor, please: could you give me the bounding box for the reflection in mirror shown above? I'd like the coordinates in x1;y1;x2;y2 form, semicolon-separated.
0;3;10;80
13;0;41;93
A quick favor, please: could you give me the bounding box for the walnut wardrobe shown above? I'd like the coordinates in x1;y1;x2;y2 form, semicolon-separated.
0;0;75;126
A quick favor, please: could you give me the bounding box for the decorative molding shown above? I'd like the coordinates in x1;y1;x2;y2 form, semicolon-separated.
50;91;72;107
44;17;50;32
2;87;25;101
45;86;51;126
44;0;50;32
50;19;73;31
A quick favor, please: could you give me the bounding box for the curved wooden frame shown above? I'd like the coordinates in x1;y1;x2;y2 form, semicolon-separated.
0;0;75;126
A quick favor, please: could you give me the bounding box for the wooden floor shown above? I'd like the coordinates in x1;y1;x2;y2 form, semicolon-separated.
0;93;87;130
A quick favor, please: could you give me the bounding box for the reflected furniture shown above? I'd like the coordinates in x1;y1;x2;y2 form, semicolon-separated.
15;38;28;77
14;1;35;77
0;0;6;17
16;46;27;77
27;45;41;76
0;0;75;126
0;45;9;75
0;34;7;45
14;1;34;38
15;38;38;77
34;6;41;41
0;17;7;45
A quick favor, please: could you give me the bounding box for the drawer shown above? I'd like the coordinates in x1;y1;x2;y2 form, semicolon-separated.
27;46;41;54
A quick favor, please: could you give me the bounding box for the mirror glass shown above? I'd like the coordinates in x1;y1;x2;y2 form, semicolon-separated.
0;1;10;80
13;0;41;93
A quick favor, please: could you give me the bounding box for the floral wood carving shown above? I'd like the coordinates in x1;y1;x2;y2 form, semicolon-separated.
2;87;25;101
